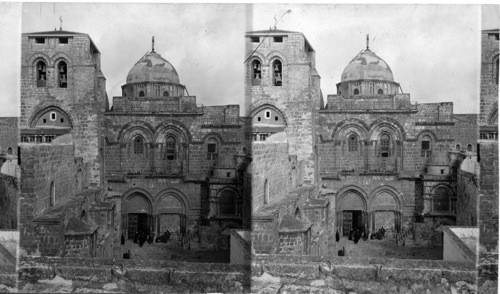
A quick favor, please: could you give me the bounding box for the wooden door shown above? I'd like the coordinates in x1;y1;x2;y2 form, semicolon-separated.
342;211;352;236
128;214;138;239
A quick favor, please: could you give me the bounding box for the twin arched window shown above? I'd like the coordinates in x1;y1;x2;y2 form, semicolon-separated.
36;59;69;88
348;134;358;152
250;58;283;86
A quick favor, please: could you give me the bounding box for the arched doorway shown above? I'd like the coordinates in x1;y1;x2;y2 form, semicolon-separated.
370;191;401;234
156;194;186;238
122;193;153;240
336;190;368;236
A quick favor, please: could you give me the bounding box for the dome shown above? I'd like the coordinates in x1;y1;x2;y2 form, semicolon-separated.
341;49;394;82
126;51;180;84
427;150;450;166
214;152;236;169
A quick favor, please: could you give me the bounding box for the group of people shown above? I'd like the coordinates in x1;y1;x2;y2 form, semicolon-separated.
335;226;387;244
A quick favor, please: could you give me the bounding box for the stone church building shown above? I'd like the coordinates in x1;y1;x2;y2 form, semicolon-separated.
16;26;491;259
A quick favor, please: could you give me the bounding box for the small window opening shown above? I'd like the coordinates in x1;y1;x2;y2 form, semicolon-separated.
50;112;56;121
60;118;64;123
250;36;259;43
272;60;282;86
354;89;360;95
441;169;444;174
257;117;261;122
467;144;472;152
36;60;47;87
265;110;271;119
58;61;67;88
139;90;145;97
226;172;231;178
59;38;68;44
163;91;169;97
377;89;384;94
455;144;461;151
43;119;46;123
273;36;283;43
421;140;431;157
35;38;45;44
207;141;217;160
275;116;279;121
264;179;269;204
7;147;12;155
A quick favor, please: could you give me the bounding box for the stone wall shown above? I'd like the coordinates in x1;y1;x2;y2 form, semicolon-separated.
479;30;499;125
456;169;478;226
19;142;87;255
477;140;499;287
0;173;17;229
250;134;298;212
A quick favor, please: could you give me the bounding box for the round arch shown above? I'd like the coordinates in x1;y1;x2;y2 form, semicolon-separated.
331;118;370;140
368;118;406;141
336;186;369;236
29;105;74;129
249;103;289;127
266;51;287;65
154;120;192;143
116;121;155;143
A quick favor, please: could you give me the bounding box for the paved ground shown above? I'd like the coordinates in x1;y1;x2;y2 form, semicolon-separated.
329;235;443;260
115;239;230;263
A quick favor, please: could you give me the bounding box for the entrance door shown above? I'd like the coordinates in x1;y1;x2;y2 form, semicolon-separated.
342;210;363;235
128;213;149;239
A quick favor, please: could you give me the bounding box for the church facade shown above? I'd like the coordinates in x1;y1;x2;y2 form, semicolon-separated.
16;26;488;259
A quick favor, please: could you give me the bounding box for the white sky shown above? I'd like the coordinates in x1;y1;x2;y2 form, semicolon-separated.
0;3;498;117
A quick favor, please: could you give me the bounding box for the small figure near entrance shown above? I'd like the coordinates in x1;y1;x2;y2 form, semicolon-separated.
121;233;125;245
348;229;353;240
335;231;340;242
362;230;368;241
353;228;362;244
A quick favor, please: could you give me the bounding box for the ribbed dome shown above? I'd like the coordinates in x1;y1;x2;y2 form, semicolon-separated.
126;51;179;84
427;150;450;166
341;49;394;82
214;152;236;169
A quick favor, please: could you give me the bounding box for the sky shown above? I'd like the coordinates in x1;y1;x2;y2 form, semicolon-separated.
0;3;498;117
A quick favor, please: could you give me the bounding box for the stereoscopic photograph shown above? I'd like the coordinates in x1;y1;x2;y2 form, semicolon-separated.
0;2;498;293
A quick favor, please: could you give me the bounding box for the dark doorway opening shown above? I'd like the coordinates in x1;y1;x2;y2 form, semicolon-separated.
128;213;149;239
342;210;363;236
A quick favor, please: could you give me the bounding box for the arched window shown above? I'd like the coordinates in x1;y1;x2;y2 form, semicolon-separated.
165;136;176;160
380;134;390;157
36;60;47;87
421;135;432;157
467;144;472;152
264;179;269;204
348;134;358;152
133;136;144;154
377;89;384;94
433;186;450;212
272;60;282;86
455;144;461;151
58;61;67;88
139;90;145;97
50;181;55;207
353;89;359;95
7;147;12;155
207;138;218;160
252;60;261;86
163;91;169;97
